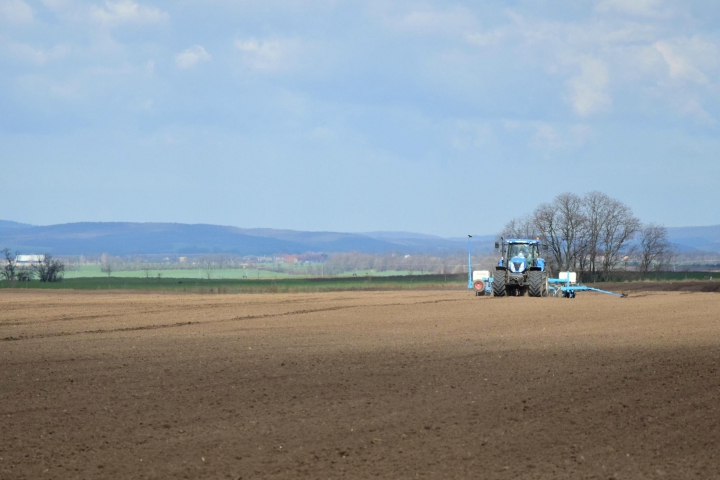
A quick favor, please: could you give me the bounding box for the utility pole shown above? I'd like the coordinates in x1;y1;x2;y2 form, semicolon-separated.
467;235;473;289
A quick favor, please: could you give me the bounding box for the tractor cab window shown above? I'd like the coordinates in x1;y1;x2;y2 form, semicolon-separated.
507;244;537;265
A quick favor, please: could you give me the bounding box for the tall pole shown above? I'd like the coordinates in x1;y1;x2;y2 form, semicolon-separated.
467;235;473;289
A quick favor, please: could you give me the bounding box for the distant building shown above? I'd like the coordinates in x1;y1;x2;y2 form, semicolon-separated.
16;255;45;266
179;257;188;263
283;255;300;264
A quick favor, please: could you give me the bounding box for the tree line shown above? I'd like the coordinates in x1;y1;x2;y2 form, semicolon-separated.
1;249;65;282
502;191;672;280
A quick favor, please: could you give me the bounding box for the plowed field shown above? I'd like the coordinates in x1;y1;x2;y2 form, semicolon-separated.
2;289;720;479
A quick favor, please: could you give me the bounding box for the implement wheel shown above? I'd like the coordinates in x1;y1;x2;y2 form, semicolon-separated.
492;269;506;297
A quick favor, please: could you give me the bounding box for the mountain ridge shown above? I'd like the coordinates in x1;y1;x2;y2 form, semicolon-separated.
0;221;474;256
0;221;718;256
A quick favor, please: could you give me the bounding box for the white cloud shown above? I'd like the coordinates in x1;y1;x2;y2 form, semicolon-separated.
4;43;70;65
595;0;668;17
451;120;491;150
370;2;479;38
16;73;81;100
235;38;300;72
653;36;719;85
669;94;714;123
638;36;719;121
36;1;167;26
396;7;476;34
568;58;611;116
455;8;720;122
602;23;658;44
464;31;504;48
532;123;563;149
39;0;69;8
532;123;595;149
175;45;211;69
90;0;168;25
569;124;594;144
144;60;155;76
503;120;594;150
0;0;33;23
86;64;134;75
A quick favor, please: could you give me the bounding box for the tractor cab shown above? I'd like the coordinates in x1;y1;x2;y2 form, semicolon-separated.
501;240;545;272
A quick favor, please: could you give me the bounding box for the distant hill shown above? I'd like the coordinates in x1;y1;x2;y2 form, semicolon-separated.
667;225;720;253
0;220;33;230
1;220;715;257
363;231;496;253
364;231;449;241
0;221;473;256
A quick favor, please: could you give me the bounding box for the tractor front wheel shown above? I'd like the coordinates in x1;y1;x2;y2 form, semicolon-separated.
492;269;506;297
529;270;545;297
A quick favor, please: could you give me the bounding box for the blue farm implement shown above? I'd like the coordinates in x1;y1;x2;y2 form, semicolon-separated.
548;271;627;299
471;270;493;296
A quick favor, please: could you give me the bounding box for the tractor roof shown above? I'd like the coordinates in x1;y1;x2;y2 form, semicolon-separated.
504;238;540;245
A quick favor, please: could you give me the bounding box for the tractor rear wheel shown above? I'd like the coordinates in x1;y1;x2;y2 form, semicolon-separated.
492;269;506;297
529;270;545;297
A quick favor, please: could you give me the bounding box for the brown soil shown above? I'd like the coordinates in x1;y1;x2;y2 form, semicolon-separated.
592;280;720;294
1;289;720;479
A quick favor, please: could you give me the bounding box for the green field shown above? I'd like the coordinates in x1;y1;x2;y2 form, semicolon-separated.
60;265;434;280
0;274;468;294
3;269;717;294
62;265;292;280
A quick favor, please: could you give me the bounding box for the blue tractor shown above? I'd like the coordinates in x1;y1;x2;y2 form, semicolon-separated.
493;238;549;297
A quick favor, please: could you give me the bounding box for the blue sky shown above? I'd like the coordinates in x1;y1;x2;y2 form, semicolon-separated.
1;0;719;236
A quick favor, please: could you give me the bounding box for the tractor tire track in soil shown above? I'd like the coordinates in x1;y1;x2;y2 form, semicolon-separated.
1;297;463;341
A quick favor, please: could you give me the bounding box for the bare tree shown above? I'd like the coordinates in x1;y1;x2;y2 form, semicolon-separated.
637;223;673;276
101;260;114;277
599;199;641;276
1;248;18;281
503;191;642;279
16;269;33;281
35;254;65;282
501;215;536;239
582;191;612;276
203;261;214;280
533;193;587;272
